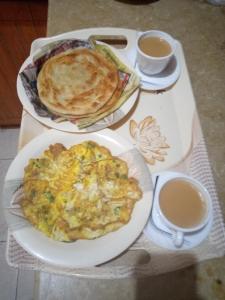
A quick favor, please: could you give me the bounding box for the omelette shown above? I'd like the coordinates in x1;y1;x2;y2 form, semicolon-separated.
21;141;142;242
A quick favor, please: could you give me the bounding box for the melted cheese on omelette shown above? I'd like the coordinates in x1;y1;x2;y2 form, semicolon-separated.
21;141;142;242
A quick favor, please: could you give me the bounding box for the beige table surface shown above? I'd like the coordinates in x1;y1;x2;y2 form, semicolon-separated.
29;0;225;299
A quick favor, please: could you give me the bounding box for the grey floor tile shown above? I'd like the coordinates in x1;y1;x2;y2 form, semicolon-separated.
16;269;35;300
37;273;136;300
0;159;13;241
0;242;18;300
0;128;20;159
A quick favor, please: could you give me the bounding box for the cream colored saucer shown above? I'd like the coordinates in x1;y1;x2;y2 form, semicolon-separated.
144;172;213;250
135;52;181;91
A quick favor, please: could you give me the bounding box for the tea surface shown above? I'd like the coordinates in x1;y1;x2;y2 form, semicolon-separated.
159;179;207;228
138;36;172;57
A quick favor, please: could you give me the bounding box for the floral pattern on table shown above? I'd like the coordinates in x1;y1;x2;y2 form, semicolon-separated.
129;116;170;165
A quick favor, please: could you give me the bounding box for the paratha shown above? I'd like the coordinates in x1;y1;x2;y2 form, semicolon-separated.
37;48;119;116
47;77;124;120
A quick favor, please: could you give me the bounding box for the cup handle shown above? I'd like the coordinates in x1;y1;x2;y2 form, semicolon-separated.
173;231;184;248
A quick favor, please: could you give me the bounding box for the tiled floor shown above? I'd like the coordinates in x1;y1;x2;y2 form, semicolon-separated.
0;128;35;300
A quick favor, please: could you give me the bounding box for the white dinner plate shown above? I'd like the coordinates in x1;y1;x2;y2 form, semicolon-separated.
4;129;152;267
17;42;139;133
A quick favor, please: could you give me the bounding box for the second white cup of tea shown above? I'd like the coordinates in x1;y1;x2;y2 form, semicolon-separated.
136;30;177;75
154;174;213;248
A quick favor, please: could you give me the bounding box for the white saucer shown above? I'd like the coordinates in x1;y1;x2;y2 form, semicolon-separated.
135;50;181;91
144;172;213;250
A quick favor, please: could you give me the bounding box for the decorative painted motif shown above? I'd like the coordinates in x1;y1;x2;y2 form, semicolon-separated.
129;116;170;165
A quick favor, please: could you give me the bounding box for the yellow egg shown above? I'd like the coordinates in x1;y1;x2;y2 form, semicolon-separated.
21;141;142;242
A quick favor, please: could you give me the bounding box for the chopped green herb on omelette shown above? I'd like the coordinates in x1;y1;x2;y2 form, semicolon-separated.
21;141;142;242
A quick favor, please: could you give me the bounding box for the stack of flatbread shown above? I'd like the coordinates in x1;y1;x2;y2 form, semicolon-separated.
37;47;138;128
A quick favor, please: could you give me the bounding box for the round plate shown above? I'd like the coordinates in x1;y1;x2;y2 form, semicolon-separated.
4;129;152;267
17;43;139;133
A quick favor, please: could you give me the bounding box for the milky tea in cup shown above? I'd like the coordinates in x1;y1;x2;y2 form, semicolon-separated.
157;176;212;247
136;30;177;75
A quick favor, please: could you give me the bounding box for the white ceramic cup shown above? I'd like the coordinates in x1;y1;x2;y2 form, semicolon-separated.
154;174;212;248
136;30;177;75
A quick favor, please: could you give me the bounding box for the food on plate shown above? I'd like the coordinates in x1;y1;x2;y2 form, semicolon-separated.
20;141;142;242
37;48;119;117
20;39;140;130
